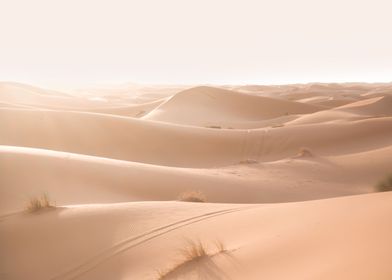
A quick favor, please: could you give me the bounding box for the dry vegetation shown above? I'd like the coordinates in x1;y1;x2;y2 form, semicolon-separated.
177;190;206;202
156;239;227;279
205;125;222;129
376;174;392;192
294;147;314;158
239;159;258;164
26;193;54;212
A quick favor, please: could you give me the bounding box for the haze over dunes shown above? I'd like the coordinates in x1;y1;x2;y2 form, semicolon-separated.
1;82;392;280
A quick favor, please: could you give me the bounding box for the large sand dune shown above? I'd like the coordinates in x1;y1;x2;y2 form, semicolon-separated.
1;82;392;280
142;86;325;128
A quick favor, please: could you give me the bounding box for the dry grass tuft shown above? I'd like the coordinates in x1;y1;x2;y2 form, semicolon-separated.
26;193;54;212
213;240;226;253
376;174;392;192
177;190;206;203
205;125;222;129
156;239;227;279
239;159;258;164
294;147;314;158
178;239;209;260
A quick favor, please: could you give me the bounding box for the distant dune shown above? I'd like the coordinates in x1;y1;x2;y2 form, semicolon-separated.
337;95;392;116
142;86;325;128
286;95;392;125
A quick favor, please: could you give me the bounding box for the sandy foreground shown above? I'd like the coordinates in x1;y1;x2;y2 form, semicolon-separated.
1;81;392;279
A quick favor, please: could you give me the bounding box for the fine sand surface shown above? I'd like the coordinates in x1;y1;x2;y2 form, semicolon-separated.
1;82;392;279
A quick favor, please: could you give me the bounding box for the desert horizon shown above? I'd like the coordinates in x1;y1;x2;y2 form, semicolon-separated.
1;80;392;279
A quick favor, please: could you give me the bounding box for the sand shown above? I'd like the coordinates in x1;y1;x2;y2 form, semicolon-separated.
1;82;391;280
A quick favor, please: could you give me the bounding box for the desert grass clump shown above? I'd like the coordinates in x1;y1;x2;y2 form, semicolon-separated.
177;190;206;203
156;239;227;279
294;147;314;158
239;158;258;164
178;239;209;261
26;193;54;212
376;174;392;192
205;125;222;129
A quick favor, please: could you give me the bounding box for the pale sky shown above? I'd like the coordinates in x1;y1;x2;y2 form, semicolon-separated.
0;0;391;88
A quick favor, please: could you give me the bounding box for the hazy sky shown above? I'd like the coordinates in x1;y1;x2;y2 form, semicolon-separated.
1;0;391;87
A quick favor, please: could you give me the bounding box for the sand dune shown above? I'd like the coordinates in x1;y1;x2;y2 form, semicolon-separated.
75;84;187;102
0;82;166;117
336;95;392;116
272;82;391;103
1;82;392;280
296;95;357;108
142;86;324;128
309;98;356;108
0;108;248;167
2;193;392;280
82;98;166;117
1;108;391;167
285;110;367;125
0;146;268;213
4;143;391;214
286;95;392;125
0;82;101;109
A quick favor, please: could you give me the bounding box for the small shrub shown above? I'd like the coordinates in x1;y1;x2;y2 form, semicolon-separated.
205;125;222;129
27;197;42;212
294;147;314;158
376;174;392;192
179;239;209;260
135;110;146;117
239;159;258;164
156;239;227;279
26;193;54;212
41;193;51;207
177;190;206;203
